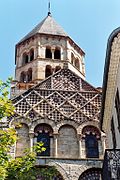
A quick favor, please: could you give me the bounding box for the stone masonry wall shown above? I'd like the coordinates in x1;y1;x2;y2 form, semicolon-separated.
16;123;30;157
58;125;79;158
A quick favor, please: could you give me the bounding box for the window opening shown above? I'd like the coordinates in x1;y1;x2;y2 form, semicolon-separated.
34;124;53;156
30;49;34;61
27;68;32;82
45;65;52;78
75;58;80;70
85;133;99;158
23;53;28;65
20;72;26;82
54;49;61;59
37;131;50;156
46;48;52;58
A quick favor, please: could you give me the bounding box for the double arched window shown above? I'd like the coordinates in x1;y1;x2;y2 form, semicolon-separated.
20;68;32;83
45;65;61;78
45;47;61;60
22;49;34;65
71;53;80;70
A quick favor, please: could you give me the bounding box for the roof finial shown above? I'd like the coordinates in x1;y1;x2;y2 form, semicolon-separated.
48;0;51;16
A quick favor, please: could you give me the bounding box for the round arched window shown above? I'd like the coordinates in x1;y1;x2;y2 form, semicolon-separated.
34;124;53;156
30;49;34;61
54;48;61;59
45;65;52;78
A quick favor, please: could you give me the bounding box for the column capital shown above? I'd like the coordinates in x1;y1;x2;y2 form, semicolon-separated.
51;47;55;51
29;132;34;138
53;133;59;138
101;132;106;139
77;134;82;159
77;134;83;140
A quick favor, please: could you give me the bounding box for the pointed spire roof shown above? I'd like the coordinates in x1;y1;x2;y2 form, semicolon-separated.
18;15;68;44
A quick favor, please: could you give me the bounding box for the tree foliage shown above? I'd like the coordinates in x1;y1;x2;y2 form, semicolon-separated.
0;79;60;180
0;78;14;119
0;78;16;179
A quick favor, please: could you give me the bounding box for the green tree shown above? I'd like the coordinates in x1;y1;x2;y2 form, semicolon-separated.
0;79;59;180
0;78;16;179
0;78;14;119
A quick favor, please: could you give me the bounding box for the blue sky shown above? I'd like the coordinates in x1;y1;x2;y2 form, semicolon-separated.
0;0;120;87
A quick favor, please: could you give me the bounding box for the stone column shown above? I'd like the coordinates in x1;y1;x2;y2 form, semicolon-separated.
51;49;55;60
77;134;82;158
50;137;54;157
101;133;106;153
28;52;30;63
37;41;41;58
53;133;58;157
29;132;34;152
61;47;64;60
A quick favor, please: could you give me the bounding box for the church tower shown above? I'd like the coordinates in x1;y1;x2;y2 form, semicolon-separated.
12;13;85;98
9;12;106;180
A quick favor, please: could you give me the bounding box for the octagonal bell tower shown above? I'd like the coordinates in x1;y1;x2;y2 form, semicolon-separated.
11;13;85;97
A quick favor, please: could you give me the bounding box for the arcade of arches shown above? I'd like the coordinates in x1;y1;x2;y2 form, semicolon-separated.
15;122;102;179
14;122;103;180
15;123;102;159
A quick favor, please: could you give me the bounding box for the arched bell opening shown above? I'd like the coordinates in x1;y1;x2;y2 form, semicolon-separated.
34;124;53;156
22;52;29;65
45;47;52;59
54;48;61;59
78;168;102;180
20;71;26;82
75;58;80;70
27;68;32;82
30;49;34;61
45;65;52;78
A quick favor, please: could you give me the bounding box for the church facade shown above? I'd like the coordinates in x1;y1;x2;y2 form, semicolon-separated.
9;13;105;179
